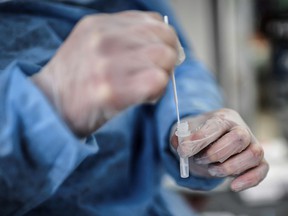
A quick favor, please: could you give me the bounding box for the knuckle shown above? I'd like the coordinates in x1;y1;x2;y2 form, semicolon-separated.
209;152;222;163
218;108;238;117
250;145;264;162
216;150;229;162
142;22;160;32
149;69;168;89
129;23;156;39
154;44;177;61
221;161;243;176
149;43;166;53
158;24;178;47
142;44;177;72
96;33;117;52
234;127;250;146
210;116;232;131
222;164;232;175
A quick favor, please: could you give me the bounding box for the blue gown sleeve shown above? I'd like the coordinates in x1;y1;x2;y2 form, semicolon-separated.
139;0;225;190
0;61;98;215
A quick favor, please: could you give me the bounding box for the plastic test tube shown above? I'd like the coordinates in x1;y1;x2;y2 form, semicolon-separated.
176;121;191;178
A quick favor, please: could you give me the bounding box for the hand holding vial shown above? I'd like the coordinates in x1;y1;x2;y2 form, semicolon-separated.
171;108;269;192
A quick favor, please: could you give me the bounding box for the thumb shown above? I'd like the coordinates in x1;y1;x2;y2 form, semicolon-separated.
177;116;233;157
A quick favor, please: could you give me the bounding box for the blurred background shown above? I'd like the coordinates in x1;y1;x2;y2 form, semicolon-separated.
164;0;288;215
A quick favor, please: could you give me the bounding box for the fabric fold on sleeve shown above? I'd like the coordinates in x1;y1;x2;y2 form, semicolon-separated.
0;61;98;216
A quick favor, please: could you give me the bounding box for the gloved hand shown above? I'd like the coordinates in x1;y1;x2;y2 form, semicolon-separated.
31;11;178;137
171;108;269;192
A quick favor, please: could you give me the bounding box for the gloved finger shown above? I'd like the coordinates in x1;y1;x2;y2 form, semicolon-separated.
207;142;264;177
117;10;163;22
230;159;269;192
104;43;177;77
96;26;178;58
193;126;251;164
176;116;234;157
110;68;169;109
116;11;178;49
177;135;218;158
139;43;177;72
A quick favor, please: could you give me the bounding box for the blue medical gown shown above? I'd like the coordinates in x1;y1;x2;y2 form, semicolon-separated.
0;0;224;215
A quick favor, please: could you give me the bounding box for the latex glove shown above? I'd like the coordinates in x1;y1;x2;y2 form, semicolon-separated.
171;108;269;192
31;11;178;137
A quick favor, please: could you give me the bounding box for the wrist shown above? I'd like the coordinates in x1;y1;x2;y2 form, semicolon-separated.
30;66;59;110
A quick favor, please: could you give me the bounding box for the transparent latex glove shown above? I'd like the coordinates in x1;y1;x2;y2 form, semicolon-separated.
171;109;269;192
31;11;179;137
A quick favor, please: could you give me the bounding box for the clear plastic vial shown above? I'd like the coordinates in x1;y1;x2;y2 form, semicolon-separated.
176;121;191;178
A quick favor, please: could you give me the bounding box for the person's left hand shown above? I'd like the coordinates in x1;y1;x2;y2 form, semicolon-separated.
171;108;269;192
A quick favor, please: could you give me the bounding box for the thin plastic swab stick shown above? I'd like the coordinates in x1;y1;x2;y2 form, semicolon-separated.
171;72;180;124
164;15;189;178
164;16;180;124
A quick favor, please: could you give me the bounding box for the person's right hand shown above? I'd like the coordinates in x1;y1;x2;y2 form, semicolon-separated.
31;11;178;137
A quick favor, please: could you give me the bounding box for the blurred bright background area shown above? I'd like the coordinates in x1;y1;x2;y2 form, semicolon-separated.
165;0;288;215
